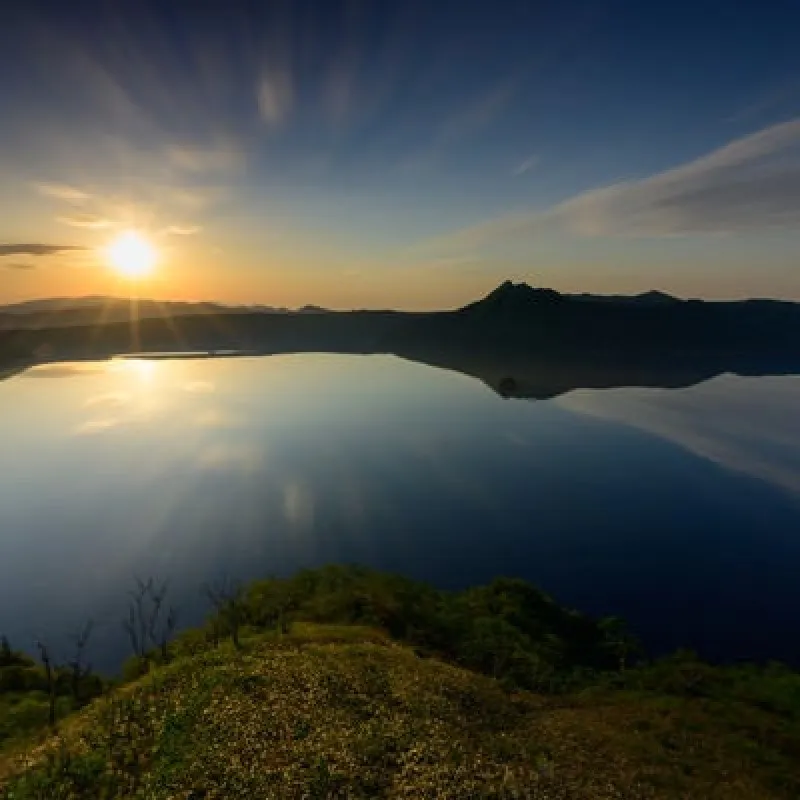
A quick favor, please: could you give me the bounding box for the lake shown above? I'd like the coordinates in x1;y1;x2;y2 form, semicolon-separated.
1;353;800;671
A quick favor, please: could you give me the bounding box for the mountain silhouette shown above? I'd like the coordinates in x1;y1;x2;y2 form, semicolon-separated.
0;297;331;330
1;281;799;398
571;289;681;306
462;280;564;313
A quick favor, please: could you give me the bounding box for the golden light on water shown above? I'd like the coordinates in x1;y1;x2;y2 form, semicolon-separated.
106;231;157;278
123;358;157;383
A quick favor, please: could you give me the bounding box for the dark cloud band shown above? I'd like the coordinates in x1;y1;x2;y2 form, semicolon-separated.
0;244;85;256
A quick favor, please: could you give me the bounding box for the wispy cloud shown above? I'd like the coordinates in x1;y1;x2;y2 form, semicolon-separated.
434;83;515;147
167;186;227;210
513;155;539;176
0;262;35;271
430;118;800;251
164;224;202;236
727;79;800;123
167;145;244;174
257;70;293;127
34;182;90;203
407;255;482;273
324;64;357;129
0;244;85;256
58;213;114;229
551;118;800;236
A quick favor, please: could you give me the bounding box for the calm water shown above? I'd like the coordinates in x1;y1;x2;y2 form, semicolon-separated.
2;354;800;670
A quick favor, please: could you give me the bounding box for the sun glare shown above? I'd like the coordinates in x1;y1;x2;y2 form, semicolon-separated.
107;231;157;278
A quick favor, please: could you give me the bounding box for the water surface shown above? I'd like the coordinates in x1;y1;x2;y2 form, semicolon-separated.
1;354;799;669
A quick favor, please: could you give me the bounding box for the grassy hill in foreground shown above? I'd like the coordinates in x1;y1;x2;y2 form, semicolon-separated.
1;566;799;798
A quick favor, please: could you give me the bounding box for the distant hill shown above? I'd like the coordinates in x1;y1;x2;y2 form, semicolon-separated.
4;284;793;326
460;282;685;310
0;296;241;316
0;296;330;330
571;288;682;305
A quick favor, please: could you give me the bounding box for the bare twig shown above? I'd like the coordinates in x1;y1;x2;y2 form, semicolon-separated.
203;577;245;648
68;619;94;703
121;576;178;669
35;640;56;728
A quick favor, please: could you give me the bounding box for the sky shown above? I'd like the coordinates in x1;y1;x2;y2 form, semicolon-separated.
1;0;799;309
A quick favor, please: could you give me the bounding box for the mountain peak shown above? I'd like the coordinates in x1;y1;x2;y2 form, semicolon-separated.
463;281;563;312
634;290;680;305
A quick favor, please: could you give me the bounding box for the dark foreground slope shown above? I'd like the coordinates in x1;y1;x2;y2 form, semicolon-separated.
2;566;799;799
2;628;799;799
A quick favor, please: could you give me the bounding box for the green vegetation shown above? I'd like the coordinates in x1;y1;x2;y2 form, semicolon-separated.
0;634;104;749
1;566;799;798
198;566;634;690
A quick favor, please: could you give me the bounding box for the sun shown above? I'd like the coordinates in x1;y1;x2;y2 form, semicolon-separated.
106;231;157;278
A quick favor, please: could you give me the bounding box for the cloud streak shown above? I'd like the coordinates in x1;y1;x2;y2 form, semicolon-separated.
167;186;227;210
257;71;293;127
432;118;800;250
164;224;202;236
167;145;244;174
58;213;114;229
35;170;218;237
0;244;85;256
34;183;90;203
0;262;36;271
434;83;515;148
513;155;539;176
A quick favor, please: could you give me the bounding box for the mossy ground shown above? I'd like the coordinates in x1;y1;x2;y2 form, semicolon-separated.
1;626;797;799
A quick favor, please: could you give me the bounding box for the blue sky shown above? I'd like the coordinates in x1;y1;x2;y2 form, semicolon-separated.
1;0;799;307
